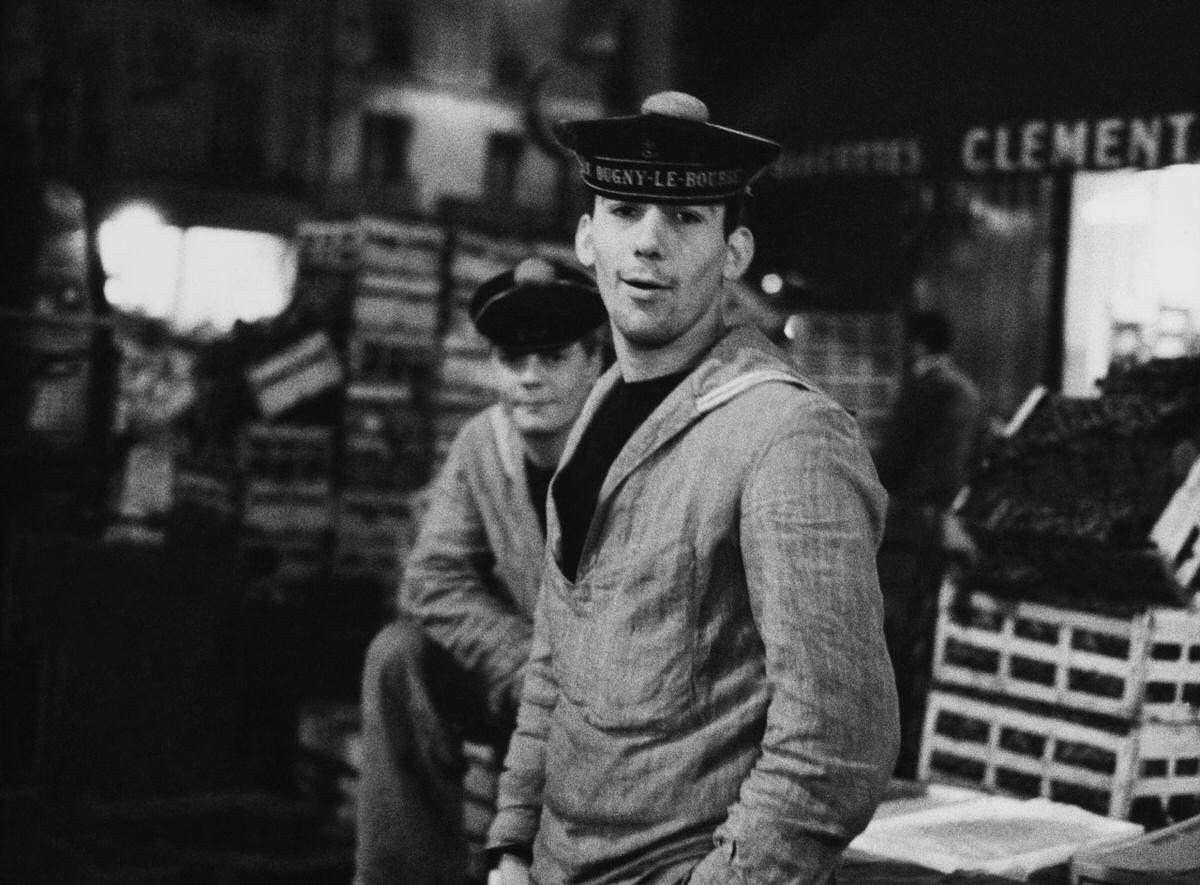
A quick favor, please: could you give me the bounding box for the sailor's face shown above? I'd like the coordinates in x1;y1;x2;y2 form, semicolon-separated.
576;197;736;352
492;342;600;438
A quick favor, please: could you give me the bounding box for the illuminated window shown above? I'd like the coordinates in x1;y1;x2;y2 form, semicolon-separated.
98;203;296;335
1063;165;1200;395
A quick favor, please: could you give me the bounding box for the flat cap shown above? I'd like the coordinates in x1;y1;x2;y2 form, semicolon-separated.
469;256;607;351
553;91;781;204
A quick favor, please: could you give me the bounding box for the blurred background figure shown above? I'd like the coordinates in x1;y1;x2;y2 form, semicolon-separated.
873;307;985;778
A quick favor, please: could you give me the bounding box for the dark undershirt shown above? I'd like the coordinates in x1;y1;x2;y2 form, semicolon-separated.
553;368;691;581
523;457;555;538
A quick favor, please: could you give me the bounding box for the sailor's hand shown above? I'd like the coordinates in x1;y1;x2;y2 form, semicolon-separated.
488;853;532;885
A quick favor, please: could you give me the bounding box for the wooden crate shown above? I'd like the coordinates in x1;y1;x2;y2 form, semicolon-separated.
918;686;1200;823
296;220;362;272
358;215;444;277
331;490;418;584
171;468;238;521
932;581;1200;722
346;331;429;392
341;388;430;490
336;489;417;539
238;424;334;497
242;488;332;534
331;540;400;584
240;529;328;584
352;273;440;349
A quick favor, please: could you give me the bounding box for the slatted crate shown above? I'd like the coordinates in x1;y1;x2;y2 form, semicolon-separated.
431;404;482;469
342;430;429;491
351;273;441;350
918;685;1200;824
358;215;445;277
346;330;430;396
238;424;334;498
331;542;400;584
335;490;417;546
781;310;901;450
171;467;239;522
296;220;362;272
932;581;1200;723
240;528;328;585
449;230;528;293
343;383;422;433
436;340;496;412
242;487;333;534
331;490;418;584
342;385;430;490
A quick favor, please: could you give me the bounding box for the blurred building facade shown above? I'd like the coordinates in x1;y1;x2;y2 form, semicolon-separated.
3;0;677;233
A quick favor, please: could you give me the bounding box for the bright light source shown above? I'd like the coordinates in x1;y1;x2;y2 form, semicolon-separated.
1079;173;1152;226
1064;166;1200;397
760;273;783;296
98;202;171;273
783;314;802;340
103;202;166;235
176;227;296;333
98;202;296;334
98;203;181;320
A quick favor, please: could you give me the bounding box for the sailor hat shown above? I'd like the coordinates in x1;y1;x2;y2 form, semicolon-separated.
553;91;781;204
469;256;607;351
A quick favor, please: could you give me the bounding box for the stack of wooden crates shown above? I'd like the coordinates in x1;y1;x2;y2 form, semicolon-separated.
284;216;582;873
920;577;1200;825
918;369;1200;830
336;215;443;586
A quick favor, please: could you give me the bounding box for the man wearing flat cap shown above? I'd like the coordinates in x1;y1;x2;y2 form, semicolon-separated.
487;93;899;885
354;258;607;885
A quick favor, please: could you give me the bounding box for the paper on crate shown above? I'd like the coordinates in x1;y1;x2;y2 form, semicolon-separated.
1071;812;1200;884
1152;457;1200;590
850;794;1142;879
868;780;992;823
245;331;344;418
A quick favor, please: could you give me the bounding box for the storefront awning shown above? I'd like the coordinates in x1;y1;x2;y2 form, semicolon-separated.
744;0;1200;181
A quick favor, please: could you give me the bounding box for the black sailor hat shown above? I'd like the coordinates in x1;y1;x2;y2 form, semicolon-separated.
553;91;781;204
468;256;607;351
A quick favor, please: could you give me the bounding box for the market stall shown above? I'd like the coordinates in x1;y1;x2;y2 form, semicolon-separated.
718;1;1200;844
739;0;1200;419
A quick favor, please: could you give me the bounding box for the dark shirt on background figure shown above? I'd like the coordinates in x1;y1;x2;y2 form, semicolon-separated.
874;308;985;779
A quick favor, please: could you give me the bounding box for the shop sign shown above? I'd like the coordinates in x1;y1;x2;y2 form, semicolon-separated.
774;110;1199;181
774;137;924;179
961;112;1198;174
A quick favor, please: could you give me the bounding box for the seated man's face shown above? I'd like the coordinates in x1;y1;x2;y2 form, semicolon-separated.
493;341;601;439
